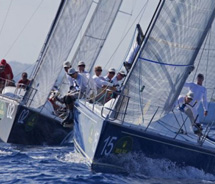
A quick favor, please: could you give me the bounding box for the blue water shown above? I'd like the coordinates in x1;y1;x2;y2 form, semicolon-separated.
0;141;215;184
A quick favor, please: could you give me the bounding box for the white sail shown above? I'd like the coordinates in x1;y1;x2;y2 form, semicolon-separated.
121;0;215;125
59;0;122;94
28;0;93;108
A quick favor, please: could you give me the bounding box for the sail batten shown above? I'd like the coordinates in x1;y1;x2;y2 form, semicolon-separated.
28;0;93;108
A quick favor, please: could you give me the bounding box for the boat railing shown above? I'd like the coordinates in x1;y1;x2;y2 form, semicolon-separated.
80;87;130;122
100;90;130;122
199;121;215;146
0;77;37;104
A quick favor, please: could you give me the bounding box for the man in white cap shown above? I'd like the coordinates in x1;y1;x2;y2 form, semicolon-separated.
93;66;113;90
104;68;116;82
77;61;88;74
184;73;208;124
176;92;194;113
175;91;203;135
57;68;88;126
68;68;88;94
63;61;74;89
111;70;126;92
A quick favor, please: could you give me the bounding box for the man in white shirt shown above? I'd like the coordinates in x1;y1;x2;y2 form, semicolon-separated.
111;70;126;92
184;73;208;124
63;61;74;89
68;68;88;95
78;61;89;76
175;92;203;135
93;66;113;89
58;68;88;126
175;92;194;113
104;68;116;82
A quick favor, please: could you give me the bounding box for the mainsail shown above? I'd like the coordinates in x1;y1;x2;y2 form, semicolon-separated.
59;0;122;94
28;0;93;108
121;0;215;125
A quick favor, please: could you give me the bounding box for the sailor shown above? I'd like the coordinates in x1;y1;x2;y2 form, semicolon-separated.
77;61;97;98
0;59;14;80
123;24;144;72
17;72;31;88
63;61;74;89
111;70;126;92
184;73;208;124
176;91;203;135
176;92;194;113
104;68;116;82
93;66;113;90
77;61;88;75
57;68;88;126
92;66;114;103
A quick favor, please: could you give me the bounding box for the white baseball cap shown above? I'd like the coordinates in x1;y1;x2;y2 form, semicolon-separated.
186;92;194;99
63;61;71;68
78;61;85;66
108;68;116;73
118;70;126;76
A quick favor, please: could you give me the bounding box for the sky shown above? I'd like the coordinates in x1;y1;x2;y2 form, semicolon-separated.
0;0;158;65
0;0;60;64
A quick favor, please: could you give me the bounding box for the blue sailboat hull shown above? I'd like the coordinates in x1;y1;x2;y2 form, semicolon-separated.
74;103;215;174
0;98;72;145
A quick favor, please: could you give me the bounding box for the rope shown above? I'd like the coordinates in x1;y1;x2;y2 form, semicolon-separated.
0;0;13;41
138;57;194;67
4;0;45;58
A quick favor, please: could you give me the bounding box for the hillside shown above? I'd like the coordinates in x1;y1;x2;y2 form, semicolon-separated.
9;61;34;82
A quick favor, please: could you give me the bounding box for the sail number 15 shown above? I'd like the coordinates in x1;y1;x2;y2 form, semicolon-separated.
100;136;117;156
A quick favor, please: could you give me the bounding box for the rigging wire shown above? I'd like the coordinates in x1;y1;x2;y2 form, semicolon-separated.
3;0;45;58
191;29;210;82
0;0;13;41
104;0;149;69
205;30;211;88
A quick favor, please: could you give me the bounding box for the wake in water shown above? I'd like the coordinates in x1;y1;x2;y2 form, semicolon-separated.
104;152;215;182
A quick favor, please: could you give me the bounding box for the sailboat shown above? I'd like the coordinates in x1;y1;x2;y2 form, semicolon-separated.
70;0;215;174
0;0;95;145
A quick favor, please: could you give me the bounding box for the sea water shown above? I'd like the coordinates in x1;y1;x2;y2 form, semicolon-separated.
0;141;215;184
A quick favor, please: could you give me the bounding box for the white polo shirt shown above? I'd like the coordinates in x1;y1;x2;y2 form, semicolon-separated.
184;82;208;111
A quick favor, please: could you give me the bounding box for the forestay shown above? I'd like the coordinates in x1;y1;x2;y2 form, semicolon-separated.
120;0;215;125
59;0;122;94
28;0;93;108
